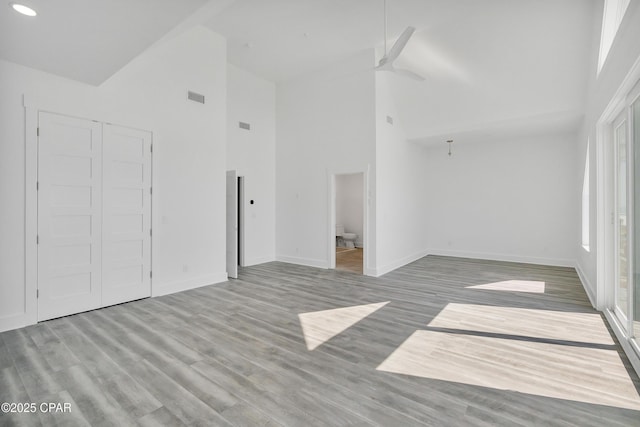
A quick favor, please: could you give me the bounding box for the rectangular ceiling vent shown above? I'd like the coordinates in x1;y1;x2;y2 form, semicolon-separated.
187;91;205;104
239;121;251;131
386;115;394;125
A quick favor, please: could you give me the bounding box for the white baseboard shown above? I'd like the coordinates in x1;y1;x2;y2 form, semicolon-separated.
0;312;35;334
574;263;597;308
152;272;228;297
373;249;429;277
276;255;329;269
363;267;377;277
425;248;575;268
0;273;229;334
243;255;276;267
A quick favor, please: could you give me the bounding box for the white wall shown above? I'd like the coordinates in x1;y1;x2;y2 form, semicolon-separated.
276;50;377;272
226;64;276;266
336;173;364;247
374;72;430;276
577;1;640;302
0;26;227;332
423;132;578;267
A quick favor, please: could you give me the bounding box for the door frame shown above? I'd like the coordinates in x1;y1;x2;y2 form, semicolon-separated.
225;170;246;276
23;102;153;327
612;110;631;328
327;166;371;275
226;170;238;279
238;175;246;267
596;55;640;375
597;55;640;311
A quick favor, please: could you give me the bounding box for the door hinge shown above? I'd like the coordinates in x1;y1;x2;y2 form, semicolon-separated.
150;229;152;237
36;235;39;244
150;271;152;279
36;181;39;191
150;187;153;195
150;144;153;153
37;127;40;137
36;289;39;298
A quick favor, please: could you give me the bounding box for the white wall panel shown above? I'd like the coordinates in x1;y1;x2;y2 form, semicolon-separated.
226;64;276;266
0;26;227;332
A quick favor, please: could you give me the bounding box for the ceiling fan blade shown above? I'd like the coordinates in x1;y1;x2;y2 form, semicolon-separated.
385;26;416;63
394;67;426;81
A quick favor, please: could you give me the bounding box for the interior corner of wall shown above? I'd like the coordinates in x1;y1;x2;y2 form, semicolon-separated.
574;261;597;309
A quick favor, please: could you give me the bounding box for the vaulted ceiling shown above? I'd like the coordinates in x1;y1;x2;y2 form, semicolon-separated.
2;0;598;141
207;0;597;141
0;0;210;85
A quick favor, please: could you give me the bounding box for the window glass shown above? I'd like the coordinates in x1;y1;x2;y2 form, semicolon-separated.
598;0;631;74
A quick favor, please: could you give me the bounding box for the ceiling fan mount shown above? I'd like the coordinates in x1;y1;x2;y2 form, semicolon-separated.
375;0;425;81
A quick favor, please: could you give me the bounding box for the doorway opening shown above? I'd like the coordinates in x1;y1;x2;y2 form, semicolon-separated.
226;171;245;279
238;176;245;267
331;172;365;274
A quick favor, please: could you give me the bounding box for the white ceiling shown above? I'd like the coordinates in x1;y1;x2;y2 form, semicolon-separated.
1;0;598;141
385;0;597;142
209;0;597;141
207;0;492;83
0;0;209;85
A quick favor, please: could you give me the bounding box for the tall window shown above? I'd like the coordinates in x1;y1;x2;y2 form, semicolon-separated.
598;0;630;74
582;141;590;250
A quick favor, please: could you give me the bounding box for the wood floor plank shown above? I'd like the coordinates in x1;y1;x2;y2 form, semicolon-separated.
1;255;640;426
54;365;136;427
136;406;185;427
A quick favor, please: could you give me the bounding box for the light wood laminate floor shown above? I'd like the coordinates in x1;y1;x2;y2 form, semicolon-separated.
335;247;363;274
1;255;640;426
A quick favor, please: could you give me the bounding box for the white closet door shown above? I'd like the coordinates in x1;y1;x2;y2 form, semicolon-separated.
102;124;152;306
37;112;103;321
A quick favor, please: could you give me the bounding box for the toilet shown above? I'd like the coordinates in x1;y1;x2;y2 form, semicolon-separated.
336;225;357;248
342;232;357;248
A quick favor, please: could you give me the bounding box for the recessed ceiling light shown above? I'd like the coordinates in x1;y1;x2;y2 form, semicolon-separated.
10;3;37;17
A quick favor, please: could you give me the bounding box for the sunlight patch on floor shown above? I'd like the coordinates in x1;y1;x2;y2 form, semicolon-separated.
427;303;614;345
298;301;389;350
466;280;545;293
376;330;640;410
377;304;640;410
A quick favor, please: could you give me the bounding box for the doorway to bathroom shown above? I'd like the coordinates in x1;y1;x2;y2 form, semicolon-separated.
331;172;364;274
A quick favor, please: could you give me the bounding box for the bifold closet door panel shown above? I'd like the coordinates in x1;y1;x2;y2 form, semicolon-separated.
102;124;152;306
37;112;103;321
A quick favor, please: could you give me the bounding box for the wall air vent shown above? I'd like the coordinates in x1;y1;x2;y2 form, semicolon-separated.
187;91;205;104
239;121;251;130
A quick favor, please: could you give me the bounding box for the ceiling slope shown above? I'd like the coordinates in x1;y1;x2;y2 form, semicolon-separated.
0;0;214;85
210;0;596;143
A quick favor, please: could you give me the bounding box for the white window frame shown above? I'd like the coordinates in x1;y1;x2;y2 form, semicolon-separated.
598;0;631;74
582;141;591;251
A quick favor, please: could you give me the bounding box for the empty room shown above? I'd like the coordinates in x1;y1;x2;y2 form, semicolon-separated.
2;0;640;425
